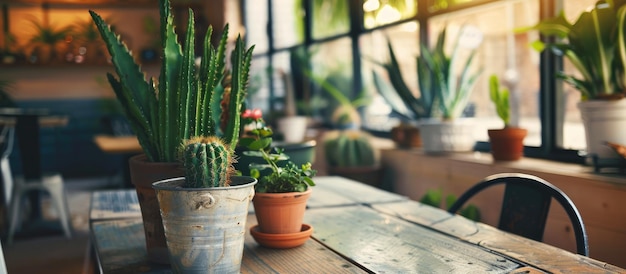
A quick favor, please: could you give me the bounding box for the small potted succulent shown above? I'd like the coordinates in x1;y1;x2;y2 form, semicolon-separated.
238;113;316;248
373;25;483;153
323;129;382;187
152;137;256;273
487;74;527;161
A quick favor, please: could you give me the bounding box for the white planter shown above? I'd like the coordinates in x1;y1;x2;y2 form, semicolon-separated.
577;99;626;161
419;118;476;154
277;116;308;143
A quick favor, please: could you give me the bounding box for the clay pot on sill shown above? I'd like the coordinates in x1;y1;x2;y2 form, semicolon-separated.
488;127;528;161
391;122;422;148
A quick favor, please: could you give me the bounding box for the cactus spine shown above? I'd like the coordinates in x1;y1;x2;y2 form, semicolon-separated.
324;130;376;167
89;0;254;163
182;136;234;188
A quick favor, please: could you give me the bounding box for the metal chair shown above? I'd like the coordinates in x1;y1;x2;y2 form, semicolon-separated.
0;120;15;207
447;173;589;256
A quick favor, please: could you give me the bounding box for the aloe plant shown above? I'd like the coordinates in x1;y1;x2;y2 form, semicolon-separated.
489;74;510;127
373;26;482;121
89;0;254;162
519;0;626;100
181;136;234;188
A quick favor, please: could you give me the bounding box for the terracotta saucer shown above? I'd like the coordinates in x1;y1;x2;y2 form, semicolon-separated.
250;224;313;249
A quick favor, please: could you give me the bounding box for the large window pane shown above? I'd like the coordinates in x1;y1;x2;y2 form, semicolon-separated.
561;0;598;151
273;0;303;48
361;22;419;131
312;0;350;39
307;38;354;126
243;0;269;52
428;0;540;146
363;0;417;29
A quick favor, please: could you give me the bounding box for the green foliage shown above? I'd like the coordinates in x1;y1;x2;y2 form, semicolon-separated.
240;116;316;193
518;0;626;100
181;136;233;188
89;0;254;163
323;130;376;167
419;188;481;222
373;25;483;121
489;74;510;126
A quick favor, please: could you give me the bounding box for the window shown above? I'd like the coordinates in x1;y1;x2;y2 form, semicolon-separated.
242;0;595;164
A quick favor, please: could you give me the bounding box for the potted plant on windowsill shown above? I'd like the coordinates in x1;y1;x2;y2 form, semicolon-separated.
89;0;254;263
239;115;316;249
373;25;483;154
487;74;527;161
520;1;626;164
323;129;383;187
152;137;256;273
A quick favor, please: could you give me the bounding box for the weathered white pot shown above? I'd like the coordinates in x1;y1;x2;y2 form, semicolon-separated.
419;118;476;154
578;99;626;161
277;116;308;143
152;176;257;274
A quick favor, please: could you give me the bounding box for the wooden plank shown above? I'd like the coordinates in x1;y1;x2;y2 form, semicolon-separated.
94;135;142;154
304;205;521;273
91;219;169;274
372;200;626;273
307;176;407;208
91;215;366;273
90;190;142;221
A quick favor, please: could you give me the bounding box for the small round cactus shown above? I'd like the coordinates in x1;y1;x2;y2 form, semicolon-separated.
181;136;234;188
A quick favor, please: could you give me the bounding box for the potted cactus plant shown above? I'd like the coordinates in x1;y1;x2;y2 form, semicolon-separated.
152;137;256;273
89;0;254;263
238;113;317;248
373;25;483;153
487;74;527;161
323;129;382;187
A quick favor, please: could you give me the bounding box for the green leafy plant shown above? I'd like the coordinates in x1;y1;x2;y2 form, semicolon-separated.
373;25;483;121
89;0;254;163
489;74;510;127
420;188;481;221
180;136;234;188
239;110;316;193
518;0;626;100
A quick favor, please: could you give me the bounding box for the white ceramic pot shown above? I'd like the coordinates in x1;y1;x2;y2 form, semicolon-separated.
419;118;476;154
277;116;308;143
577;99;626;161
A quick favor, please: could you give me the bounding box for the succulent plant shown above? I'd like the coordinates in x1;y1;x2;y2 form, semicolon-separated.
181;136;234;188
324;130;376;167
489;74;510;127
89;0;254;163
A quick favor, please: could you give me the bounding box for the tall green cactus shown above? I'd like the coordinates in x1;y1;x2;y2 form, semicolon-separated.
324;130;376;167
181;136;234;188
89;0;254;162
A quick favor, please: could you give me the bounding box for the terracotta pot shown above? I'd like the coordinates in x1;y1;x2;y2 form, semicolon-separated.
391;123;422;148
328;165;384;188
488;127;528;161
128;154;184;264
252;188;312;234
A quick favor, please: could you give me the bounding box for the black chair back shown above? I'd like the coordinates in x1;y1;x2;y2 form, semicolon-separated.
448;173;589;256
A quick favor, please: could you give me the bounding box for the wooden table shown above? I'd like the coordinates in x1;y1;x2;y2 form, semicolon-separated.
93;135;142;154
88;176;624;273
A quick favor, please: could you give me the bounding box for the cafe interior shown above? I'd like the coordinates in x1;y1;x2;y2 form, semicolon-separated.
0;0;625;273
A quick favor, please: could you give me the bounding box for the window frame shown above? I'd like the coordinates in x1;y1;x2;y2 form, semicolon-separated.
241;0;585;164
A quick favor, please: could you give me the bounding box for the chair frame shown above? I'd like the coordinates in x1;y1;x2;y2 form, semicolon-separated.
448;173;589;256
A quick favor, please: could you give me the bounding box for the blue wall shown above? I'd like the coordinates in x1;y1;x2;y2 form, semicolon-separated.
10;98;131;179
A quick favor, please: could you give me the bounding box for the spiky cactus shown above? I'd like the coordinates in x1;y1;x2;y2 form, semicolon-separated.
89;0;254;163
181;136;234;188
324;130;376;167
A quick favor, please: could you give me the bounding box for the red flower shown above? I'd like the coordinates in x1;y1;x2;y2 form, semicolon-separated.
242;109;263;120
